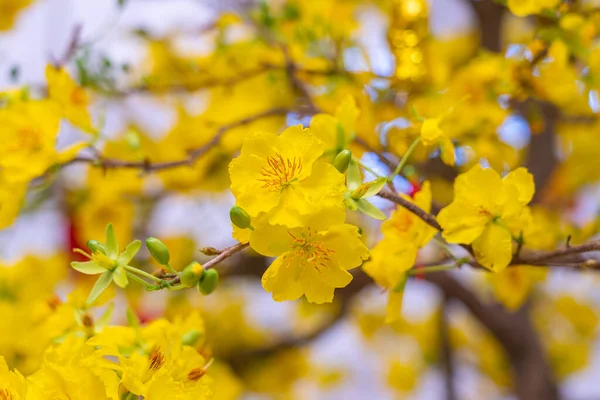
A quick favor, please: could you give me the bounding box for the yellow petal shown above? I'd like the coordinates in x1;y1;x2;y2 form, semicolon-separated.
473;223;513;272
439;136;456;166
385;289;405;324
261;255;305;302
420;117;443;146
503;167;535;205
320;224;369;270
438;201;488;244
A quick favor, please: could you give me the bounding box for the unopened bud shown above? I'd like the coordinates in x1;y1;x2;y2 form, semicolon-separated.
180;261;204;288
333;149;352;173
181;329;203;346
230;206;252;229
197;269;219;295
87;240;106;255
146;237;170;265
200;247;221;256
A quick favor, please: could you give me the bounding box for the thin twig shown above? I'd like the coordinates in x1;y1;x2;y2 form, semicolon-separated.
63;107;289;172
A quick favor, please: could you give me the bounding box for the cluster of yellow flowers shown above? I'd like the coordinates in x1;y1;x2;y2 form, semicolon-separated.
3;0;600;397
0;66;93;229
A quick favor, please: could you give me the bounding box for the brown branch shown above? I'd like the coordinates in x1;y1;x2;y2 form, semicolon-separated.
518;240;600;265
377;188;442;230
438;296;457;400
64;107;289;172
425;272;559;400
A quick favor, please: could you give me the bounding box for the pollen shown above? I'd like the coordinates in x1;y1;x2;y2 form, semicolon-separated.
258;153;303;191
287;228;334;272
148;346;166;372
0;389;13;400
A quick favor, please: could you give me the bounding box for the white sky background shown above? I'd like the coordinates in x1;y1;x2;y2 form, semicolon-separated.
0;0;599;399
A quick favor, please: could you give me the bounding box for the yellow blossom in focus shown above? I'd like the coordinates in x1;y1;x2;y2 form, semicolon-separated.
438;165;534;272
229;126;346;227
250;220;369;303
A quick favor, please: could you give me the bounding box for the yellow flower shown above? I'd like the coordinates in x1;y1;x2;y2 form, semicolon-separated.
311;95;359;154
0;0;33;31
27;335;116;400
420;117;455;166
487;266;547;310
387;361;420;394
507;0;560;17
438;165;534;272
229;126;346;227
364;182;436;322
0;100;84;183
46;64;94;132
87;318;212;399
0;174;27;229
250;221;369;303
0;357;27;400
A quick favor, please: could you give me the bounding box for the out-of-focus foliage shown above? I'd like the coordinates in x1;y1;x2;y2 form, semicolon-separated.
1;0;600;398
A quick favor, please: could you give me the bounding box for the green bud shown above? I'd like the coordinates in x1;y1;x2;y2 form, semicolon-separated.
145;237;170;265
197;269;219;295
357;226;363;236
180;262;204;288
333;149;352;173
181;329;203;346
87;240;106;255
230;206;252;229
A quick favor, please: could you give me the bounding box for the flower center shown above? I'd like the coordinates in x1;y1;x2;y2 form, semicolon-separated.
70;87;87;106
0;389;14;400
148;346;166;372
12;127;42;153
287;229;334;272
258;154;303;192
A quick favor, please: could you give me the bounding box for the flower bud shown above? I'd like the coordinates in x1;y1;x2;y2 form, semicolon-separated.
333;149;352;173
230;206;252;229
146;237;170;265
181;329;203;346
197;269;219;295
180;261;204;288
87;240;106;255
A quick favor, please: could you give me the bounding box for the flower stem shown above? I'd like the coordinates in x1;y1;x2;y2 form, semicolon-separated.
407;264;457;276
125;272;152;289
163;263;179;276
123;265;163;283
389;136;421;181
354;157;384;178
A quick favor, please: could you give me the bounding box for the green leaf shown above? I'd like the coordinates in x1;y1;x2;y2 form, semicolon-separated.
117;0;128;7
105;223;118;260
357;199;386;220
71;261;105;275
87;271;113;305
352;177;388;199
362;177;388;198
347;159;362;191
112;267;129;288
118;240;141;267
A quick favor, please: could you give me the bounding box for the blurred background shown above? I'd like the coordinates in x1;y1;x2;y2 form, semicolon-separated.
2;0;600;399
